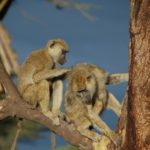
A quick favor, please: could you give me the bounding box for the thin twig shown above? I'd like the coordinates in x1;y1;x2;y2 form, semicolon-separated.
51;132;56;150
0;0;9;13
11;121;22;150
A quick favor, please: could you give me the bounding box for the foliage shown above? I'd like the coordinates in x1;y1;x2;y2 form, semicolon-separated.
0;118;40;149
18;120;40;140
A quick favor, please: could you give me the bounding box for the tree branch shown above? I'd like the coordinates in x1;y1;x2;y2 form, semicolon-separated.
0;58;20;100
0;100;10;119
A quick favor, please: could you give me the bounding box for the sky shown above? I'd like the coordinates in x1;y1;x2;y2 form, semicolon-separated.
3;0;129;149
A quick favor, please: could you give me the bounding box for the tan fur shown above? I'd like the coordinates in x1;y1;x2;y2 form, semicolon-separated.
18;39;69;125
47;39;68;52
64;63;121;146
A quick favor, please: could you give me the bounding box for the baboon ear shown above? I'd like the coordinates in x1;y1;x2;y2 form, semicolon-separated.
46;39;68;51
47;40;56;48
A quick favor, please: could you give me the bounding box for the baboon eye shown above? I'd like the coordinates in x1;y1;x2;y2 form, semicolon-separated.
87;75;92;81
61;49;66;54
62;49;67;54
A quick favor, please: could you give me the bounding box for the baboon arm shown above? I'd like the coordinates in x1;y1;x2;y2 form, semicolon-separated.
87;109;119;146
52;80;63;113
87;109;113;135
106;92;121;116
33;68;70;82
92;99;103;115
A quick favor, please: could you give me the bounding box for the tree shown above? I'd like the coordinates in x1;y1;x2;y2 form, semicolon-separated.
0;0;150;150
124;0;150;149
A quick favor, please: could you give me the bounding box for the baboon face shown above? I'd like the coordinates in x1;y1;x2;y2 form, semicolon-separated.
58;47;67;65
47;39;68;65
71;70;97;103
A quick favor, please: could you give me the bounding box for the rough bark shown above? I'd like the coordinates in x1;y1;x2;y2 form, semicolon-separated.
125;0;150;149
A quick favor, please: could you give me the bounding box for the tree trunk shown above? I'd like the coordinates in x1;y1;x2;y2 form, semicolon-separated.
125;0;150;149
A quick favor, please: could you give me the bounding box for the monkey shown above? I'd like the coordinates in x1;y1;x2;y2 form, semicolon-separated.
18;39;70;125
64;63;126;146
